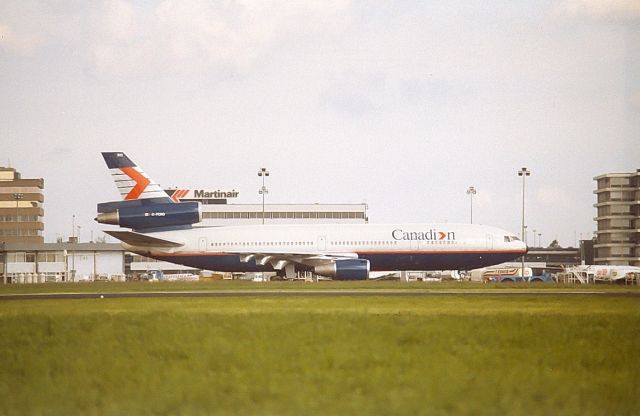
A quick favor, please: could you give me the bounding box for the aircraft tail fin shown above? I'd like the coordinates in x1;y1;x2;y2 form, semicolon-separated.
101;152;172;202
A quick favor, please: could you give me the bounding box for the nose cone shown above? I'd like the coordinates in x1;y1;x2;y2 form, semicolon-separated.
520;241;528;254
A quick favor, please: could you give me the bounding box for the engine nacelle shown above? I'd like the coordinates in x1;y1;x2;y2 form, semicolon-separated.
315;259;370;280
96;201;201;230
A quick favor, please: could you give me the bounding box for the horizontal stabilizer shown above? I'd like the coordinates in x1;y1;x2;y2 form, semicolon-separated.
105;230;184;248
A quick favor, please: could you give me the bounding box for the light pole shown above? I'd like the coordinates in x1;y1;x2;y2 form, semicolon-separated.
466;186;476;224
532;229;537;247
71;214;76;281
538;232;542;248
258;168;269;225
2;242;6;284
518;167;530;277
12;193;24;241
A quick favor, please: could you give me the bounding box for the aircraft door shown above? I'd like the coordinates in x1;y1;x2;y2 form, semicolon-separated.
199;237;208;252
318;236;326;251
486;234;494;250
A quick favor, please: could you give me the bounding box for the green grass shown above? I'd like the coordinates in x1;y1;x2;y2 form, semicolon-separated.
1;279;640;294
1;295;639;415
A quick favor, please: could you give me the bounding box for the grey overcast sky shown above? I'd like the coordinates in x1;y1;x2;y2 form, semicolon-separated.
2;0;639;247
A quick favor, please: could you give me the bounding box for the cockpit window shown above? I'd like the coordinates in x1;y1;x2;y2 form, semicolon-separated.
504;236;520;242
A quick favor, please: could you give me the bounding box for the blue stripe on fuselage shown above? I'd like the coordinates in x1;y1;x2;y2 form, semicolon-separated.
151;251;524;273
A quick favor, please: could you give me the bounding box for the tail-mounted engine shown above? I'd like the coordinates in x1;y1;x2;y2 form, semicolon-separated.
96;201;201;231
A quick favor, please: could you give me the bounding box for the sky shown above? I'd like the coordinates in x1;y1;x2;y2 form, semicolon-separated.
1;0;639;247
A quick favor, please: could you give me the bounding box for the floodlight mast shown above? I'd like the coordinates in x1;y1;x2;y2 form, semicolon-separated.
466;186;476;224
258;168;269;225
517;167;531;277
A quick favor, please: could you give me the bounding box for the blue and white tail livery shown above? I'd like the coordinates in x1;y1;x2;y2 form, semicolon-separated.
102;152;170;202
96;153;200;232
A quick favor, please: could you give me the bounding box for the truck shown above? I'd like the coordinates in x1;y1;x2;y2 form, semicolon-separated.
471;267;532;283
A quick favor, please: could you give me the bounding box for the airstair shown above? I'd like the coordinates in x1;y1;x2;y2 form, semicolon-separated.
557;266;595;284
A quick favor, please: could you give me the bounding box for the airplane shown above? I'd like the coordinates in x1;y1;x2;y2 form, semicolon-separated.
96;152;527;280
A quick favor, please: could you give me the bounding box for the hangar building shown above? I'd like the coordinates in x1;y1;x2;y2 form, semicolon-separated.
1;241;125;284
164;188;367;225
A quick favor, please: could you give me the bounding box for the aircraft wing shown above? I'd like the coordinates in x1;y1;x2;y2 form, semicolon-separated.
233;251;359;273
105;230;184;248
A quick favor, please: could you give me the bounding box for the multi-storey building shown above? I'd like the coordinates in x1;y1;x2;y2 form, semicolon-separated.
0;167;44;244
593;169;640;266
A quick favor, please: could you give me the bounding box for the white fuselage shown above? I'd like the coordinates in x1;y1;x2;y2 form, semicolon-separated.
122;222;527;274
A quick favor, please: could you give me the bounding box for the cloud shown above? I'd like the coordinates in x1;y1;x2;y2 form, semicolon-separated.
630;90;640;112
47;146;74;158
536;186;573;210
319;71;387;116
1;1;352;76
0;2;89;57
319;71;462;117
0;22;44;55
102;0;136;41
555;0;640;21
89;0;353;77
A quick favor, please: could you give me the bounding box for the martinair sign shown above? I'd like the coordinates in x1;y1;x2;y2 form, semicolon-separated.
167;189;240;202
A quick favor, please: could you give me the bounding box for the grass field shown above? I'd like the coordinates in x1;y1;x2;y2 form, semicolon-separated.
1;279;640;294
1;293;639;415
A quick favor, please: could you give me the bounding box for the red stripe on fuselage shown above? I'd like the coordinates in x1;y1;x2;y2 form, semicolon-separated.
145;249;527;257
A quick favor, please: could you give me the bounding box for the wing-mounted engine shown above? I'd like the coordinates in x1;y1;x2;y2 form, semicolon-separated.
96;201;202;231
314;259;370;280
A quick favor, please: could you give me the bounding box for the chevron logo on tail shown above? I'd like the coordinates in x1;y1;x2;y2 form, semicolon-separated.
101;152;172;202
